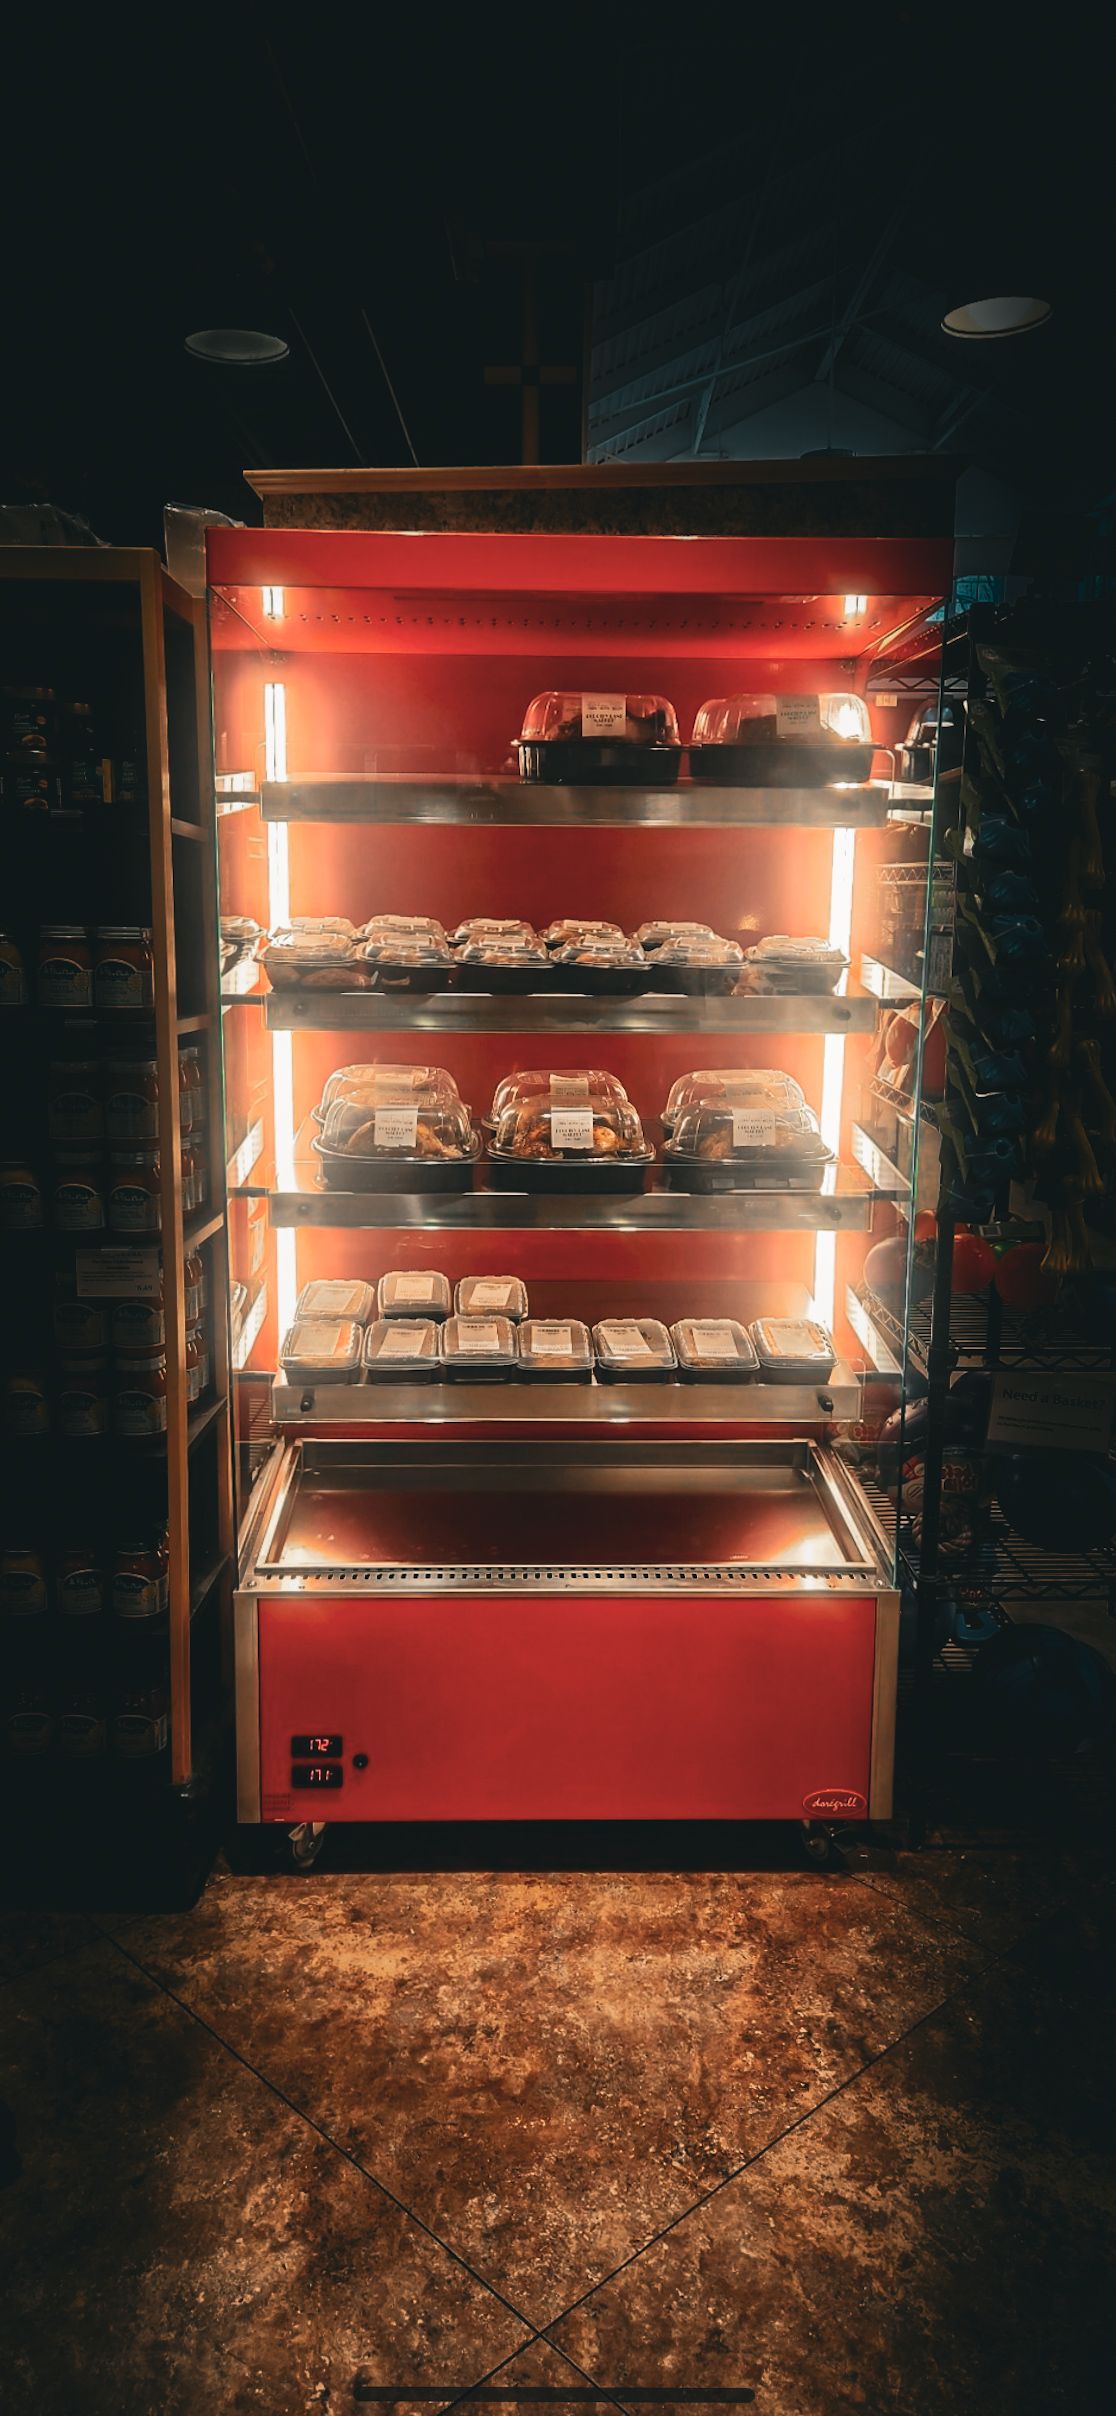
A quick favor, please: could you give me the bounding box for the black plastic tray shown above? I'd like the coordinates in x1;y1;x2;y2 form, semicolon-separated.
514;1362;594;1384
312;1139;481;1193
688;741;874;788
517;739;682;787
550;959;653;996
644;963;741;997
364;1360;442;1384
368;963;457;996
455;960;558;994
486;1149;654;1194
661;1147;833;1194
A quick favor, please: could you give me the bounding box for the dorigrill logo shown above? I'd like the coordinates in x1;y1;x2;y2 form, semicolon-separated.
803;1788;867;1817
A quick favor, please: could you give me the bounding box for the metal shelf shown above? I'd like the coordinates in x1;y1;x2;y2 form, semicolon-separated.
263;984;879;1037
226;1120;264;1190
271;1367;862;1429
263;1159;878;1231
851;1121;909;1196
860;954;922;1003
260;775;893;829
899;1510;1116;1609
845;1282;903;1377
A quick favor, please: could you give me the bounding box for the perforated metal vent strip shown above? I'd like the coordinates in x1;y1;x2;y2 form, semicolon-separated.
254;1562;873;1594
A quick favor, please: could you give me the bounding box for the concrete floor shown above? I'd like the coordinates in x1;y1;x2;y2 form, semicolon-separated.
2;1835;1114;2415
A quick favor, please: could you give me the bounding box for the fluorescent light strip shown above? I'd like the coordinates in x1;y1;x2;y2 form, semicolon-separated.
812;825;857;1331
262;586;285;620
263;681;297;1332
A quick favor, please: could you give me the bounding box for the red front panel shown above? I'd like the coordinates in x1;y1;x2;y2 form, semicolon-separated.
256;1590;879;1823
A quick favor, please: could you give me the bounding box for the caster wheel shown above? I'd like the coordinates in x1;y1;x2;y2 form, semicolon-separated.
800;1820;842;1870
288;1820;326;1871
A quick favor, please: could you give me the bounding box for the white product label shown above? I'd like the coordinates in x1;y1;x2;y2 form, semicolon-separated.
580;694;627;738
457;1321;501;1352
604;1324;654;1358
875;691;898;709
529;1323;574;1357
549;1075;591;1104
775;695;821;739
763;1321;823;1360
373;1106;419;1149
394;1273;437;1302
468;1280;514;1310
732;1109;776;1149
76;1247;162;1300
550;1108;594;1150
986;1371;1116;1455
378;1325;426;1358
689;1322;738;1359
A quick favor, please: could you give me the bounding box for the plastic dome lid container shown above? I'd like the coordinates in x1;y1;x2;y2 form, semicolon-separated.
542;919;626;951
450;917;538;950
663;1100;832;1193
748;1318;836;1384
592;1319;678;1382
357;933;456;995
441;1315;520;1381
485;1068;629;1134
661;1067;806;1135
488;1098;654;1193
317;1063;461;1123
262;931;372;992
517;693;682;788
516;1318;594;1382
377;1269;452;1322
454;940;557;995
739;936;848;995
363;1320;443;1382
312;1096;481;1192
671;1319;760;1382
689;694;875;789
550;940;652;997
643;937;744;997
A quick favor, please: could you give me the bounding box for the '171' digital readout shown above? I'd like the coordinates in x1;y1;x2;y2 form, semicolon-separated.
291;1734;342;1758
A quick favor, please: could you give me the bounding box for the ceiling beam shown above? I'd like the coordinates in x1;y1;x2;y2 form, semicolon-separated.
814;204;908;385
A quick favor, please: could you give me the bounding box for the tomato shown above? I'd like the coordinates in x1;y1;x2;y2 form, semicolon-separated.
913;1210;937;1243
952;1232;997;1292
993;1242;1059;1312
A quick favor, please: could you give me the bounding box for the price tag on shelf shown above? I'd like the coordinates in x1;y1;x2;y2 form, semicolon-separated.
457;1321;501;1352
373;1106;419;1150
732;1109;776;1149
986;1370;1116;1455
75;1247;161;1300
689;1322;738;1359
550;1108;595;1151
580;694;627;738
529;1323;574;1356
775;695;821;739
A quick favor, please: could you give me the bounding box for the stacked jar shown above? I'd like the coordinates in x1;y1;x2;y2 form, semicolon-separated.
1;1524;171;1760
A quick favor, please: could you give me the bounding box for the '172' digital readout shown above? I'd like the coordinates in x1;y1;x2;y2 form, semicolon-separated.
291;1734;342;1758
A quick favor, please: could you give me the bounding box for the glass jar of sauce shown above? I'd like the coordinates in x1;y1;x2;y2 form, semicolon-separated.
51;1152;105;1232
0;1157;43;1231
108;1148;161;1233
180;1138;198;1215
48;1056;103;1142
188;1316;210;1396
179;1044;204;1133
38;925;92;1009
94;926;154;1011
5;759;60;815
0;930;27;1007
184;1249;204;1325
106;1056;159;1142
57;1355;111;1437
113;1349;167;1437
0;1544;48;1618
53;1276;109;1356
112;1535;169;1622
111;1293;165;1352
4;687;56;752
112;1678;169;1758
58;1684;108;1757
56;1541;107;1618
4;1367;49;1436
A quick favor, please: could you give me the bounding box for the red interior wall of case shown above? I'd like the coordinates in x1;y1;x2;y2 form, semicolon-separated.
257;1590;879;1823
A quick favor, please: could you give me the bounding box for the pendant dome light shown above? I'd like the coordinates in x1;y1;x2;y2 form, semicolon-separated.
941;293;1052;339
185;329;290;365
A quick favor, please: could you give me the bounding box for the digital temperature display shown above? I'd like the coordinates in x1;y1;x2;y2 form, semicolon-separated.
291;1734;342;1758
291;1763;343;1790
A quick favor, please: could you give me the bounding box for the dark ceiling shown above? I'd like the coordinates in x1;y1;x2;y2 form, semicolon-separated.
2;4;1113;547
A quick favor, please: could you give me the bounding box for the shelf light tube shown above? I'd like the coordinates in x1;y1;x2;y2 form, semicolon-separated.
263;680;297;1333
812;824;857;1332
262;586;285;620
843;593;867;619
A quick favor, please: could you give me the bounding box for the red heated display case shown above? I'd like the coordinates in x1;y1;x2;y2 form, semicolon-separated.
210;480;949;1849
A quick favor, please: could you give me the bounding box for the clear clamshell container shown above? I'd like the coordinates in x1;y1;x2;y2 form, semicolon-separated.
440;1315;519;1380
294;1278;376;1325
516;1318;594;1381
644;937;744;996
550;940;651;996
592;1318;677;1382
450;916;537;949
318;1064;461;1121
748;1317;837;1383
738;935;848;994
279;1318;364;1384
287;916;357;936
670;1318;760;1382
633;919;716;952
488;1068;629;1128
541;918;626;950
455;939;555;993
377;1268;452;1322
489;1096;653;1191
362;914;447;944
263;929;370;991
357;932;456;993
689;693;875;788
517;692;682;786
454;1275;528;1323
363;1319;442;1381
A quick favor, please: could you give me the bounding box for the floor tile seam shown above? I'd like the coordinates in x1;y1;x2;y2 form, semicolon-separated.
850;1865;1116;1978
845;1866;1010;1956
525;1978;967;2343
90;1920;541;2347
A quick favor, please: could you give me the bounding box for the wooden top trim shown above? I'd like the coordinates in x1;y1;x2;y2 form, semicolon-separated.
246;457;959;499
